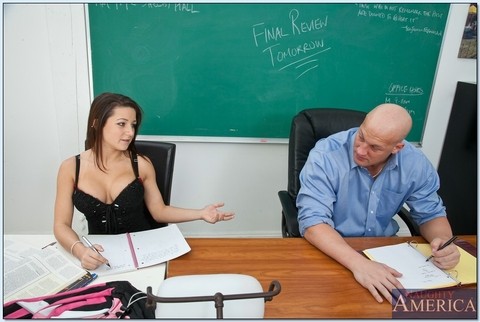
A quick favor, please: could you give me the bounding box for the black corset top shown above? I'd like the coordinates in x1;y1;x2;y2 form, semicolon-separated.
72;154;153;234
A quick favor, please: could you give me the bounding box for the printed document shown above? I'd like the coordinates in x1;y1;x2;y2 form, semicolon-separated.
4;239;92;302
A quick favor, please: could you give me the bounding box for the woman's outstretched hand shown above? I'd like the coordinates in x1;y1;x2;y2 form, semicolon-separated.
201;202;235;223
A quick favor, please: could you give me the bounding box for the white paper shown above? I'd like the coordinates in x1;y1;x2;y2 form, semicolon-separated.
364;243;458;290
87;224;190;276
17;300;51;314
130;224;191;268
85;233;136;276
3;239;89;302
52;308;110;318
4;254;50;299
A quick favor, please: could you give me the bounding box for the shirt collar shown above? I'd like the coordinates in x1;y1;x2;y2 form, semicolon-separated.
348;128;359;171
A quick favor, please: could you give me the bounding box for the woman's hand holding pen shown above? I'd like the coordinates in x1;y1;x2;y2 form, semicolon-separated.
79;244;109;270
429;237;460;270
72;239;110;270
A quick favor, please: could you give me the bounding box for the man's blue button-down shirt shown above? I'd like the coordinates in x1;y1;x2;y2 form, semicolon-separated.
297;128;446;237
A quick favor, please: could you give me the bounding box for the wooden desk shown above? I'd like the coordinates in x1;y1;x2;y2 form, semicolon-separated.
167;236;476;319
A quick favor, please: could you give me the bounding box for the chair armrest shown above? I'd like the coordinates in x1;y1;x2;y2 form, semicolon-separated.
278;191;301;237
397;207;420;236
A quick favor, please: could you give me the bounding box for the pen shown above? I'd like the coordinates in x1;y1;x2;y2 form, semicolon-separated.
81;236;111;268
41;241;57;249
426;236;458;261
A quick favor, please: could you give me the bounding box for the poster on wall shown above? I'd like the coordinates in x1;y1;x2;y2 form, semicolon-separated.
458;3;477;58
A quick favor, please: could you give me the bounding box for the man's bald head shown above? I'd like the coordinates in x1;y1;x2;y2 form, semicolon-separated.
363;104;412;144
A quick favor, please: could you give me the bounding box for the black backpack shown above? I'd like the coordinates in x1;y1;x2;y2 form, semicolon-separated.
3;281;155;319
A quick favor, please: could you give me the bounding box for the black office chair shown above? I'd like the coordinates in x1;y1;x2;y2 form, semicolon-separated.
278;108;419;238
136;140;176;229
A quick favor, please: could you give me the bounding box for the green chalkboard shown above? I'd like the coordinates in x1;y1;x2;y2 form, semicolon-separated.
88;3;449;141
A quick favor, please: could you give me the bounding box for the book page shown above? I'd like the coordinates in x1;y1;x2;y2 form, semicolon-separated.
363;243;458;290
4;254;50;301
86;233;136;276
35;250;86;282
129;224;191;269
4;238;52;258
4;241;90;302
413;243;477;285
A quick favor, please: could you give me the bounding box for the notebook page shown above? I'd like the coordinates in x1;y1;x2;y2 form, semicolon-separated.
363;243;458;290
87;234;136;275
129;224;191;269
414;243;477;285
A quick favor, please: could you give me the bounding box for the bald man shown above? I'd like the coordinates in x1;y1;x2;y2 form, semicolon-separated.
297;104;459;304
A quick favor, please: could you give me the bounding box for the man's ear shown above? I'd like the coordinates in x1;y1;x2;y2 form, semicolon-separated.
391;142;405;154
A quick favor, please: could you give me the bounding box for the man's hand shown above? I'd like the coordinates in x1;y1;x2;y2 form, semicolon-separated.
352;258;404;304
429;237;460;270
419;217;460;270
304;224;405;304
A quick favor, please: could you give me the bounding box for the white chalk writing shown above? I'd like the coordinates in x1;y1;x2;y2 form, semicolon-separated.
384;83;424;112
92;3;200;14
356;3;444;37
252;8;330;80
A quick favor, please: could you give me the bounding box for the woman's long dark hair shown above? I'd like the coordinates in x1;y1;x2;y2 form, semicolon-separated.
85;92;143;171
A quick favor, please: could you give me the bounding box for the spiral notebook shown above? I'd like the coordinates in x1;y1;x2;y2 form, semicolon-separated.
363;241;477;291
86;224;191;276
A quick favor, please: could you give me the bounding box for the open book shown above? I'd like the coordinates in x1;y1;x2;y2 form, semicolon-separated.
363;241;477;291
4;239;96;303
86;224;191;276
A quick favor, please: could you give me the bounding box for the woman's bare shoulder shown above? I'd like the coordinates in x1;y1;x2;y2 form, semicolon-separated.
137;153;155;176
60;155;76;169
58;152;85;174
56;155;78;185
137;152;152;164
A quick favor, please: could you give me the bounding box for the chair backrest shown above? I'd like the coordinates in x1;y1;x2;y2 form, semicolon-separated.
287;108;366;200
135;140;176;229
154;274;266;318
135;140;176;205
